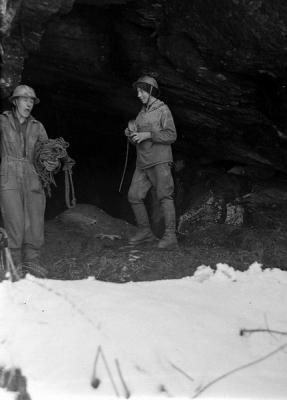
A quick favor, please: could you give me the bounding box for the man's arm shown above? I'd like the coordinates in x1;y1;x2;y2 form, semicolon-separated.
150;107;177;144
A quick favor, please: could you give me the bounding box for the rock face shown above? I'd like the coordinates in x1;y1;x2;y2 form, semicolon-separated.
1;0;287;170
0;0;74;97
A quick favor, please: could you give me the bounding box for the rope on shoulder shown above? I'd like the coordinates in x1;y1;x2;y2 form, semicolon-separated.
33;137;77;209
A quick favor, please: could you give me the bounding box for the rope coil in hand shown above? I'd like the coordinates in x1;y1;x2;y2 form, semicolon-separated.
33;137;76;208
119;120;137;193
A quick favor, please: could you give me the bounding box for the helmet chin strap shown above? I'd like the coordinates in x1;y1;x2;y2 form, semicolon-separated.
145;85;153;111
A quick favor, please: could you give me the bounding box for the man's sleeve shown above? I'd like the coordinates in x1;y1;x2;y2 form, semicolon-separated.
150;106;177;144
38;122;48;141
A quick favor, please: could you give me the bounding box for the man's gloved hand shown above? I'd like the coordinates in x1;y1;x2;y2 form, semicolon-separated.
124;127;132;137
130;131;151;143
128;120;137;132
125;120;137;138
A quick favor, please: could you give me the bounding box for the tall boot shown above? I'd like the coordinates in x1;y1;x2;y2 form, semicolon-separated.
23;245;47;278
158;200;178;249
129;204;156;244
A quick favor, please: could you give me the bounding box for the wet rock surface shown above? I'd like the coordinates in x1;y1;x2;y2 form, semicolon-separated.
1;0;287;170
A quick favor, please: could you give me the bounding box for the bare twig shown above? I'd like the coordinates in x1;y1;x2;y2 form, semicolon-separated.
263;314;278;340
115;358;131;398
240;328;287;336
91;346;120;397
91;346;102;388
193;343;287;398
169;361;194;383
99;347;120;397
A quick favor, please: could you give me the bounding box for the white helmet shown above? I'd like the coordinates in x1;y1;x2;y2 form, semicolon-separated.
9;85;40;104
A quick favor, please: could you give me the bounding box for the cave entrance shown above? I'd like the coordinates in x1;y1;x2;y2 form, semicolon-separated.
17;81;137;224
36;95;137;225
18;0;139;224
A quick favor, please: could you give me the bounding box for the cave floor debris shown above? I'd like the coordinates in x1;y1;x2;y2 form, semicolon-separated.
41;203;287;282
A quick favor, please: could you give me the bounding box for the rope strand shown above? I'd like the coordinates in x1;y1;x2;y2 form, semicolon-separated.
118;138;130;193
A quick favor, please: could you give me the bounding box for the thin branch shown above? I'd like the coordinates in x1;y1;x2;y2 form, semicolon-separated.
240;328;287;336
91;346;102;388
115;358;131;398
100;347;120;397
193;343;287;398
263;314;278;340
169;361;194;383
91;346;120;397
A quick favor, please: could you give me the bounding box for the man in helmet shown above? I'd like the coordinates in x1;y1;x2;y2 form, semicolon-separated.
0;84;58;276
125;75;178;249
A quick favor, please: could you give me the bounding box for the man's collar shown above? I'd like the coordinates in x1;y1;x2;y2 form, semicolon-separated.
145;98;163;111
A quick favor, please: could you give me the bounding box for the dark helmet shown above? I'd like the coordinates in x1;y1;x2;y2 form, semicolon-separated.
132;75;159;98
132;75;159;90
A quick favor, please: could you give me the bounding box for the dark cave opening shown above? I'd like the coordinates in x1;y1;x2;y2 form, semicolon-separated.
17;2;145;223
29;87;138;224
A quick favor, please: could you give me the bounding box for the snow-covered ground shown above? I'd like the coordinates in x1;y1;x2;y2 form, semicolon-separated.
0;262;287;399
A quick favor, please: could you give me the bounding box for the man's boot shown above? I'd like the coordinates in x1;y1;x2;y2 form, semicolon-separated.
23;245;47;278
158;200;178;249
129;204;156;245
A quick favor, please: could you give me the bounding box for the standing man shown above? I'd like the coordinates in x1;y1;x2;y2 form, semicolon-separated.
0;85;57;275
125;75;178;249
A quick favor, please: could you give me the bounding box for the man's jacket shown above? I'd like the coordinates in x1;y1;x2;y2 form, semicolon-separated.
0;111;48;192
134;99;177;169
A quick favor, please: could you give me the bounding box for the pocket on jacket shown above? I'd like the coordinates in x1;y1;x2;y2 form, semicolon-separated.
29;169;44;193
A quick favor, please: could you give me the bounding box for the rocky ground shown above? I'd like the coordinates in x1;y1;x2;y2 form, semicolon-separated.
41;202;287;283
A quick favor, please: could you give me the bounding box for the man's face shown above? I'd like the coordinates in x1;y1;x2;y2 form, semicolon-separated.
14;96;34;119
137;87;150;104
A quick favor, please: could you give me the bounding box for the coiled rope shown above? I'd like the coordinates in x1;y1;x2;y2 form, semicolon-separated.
33;137;76;208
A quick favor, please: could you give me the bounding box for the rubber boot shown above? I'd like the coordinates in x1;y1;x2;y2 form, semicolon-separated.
129;204;156;245
158;200;178;249
23;245;47;278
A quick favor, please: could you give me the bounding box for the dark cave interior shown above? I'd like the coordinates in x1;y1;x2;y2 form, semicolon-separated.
19;2;144;223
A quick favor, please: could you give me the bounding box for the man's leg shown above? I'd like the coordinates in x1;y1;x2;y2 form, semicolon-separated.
148;164;178;249
0;189;25;265
128;168;156;244
23;189;47;277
